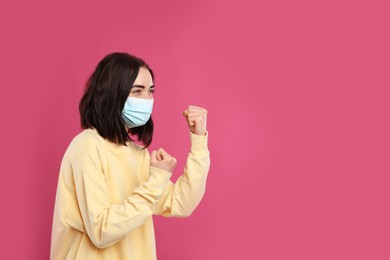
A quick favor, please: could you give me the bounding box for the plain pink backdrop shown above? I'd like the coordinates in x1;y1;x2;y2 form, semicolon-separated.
0;0;389;259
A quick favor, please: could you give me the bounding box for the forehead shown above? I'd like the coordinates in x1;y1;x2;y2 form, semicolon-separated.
133;67;153;85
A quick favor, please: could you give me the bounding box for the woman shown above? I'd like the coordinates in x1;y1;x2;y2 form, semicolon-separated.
50;52;210;260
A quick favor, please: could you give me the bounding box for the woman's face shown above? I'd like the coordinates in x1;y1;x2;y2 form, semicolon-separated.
130;67;154;99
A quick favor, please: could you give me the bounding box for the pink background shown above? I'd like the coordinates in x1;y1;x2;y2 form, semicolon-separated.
1;0;389;259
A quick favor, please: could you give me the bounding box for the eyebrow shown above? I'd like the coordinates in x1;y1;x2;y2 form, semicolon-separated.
132;84;155;89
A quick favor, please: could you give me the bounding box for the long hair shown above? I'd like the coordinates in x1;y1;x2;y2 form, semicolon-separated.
79;52;154;148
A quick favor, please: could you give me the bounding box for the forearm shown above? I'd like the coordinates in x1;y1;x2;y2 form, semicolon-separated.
76;167;172;248
154;131;210;217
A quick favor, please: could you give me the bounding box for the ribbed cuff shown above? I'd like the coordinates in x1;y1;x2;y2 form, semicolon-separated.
146;166;172;196
189;130;209;154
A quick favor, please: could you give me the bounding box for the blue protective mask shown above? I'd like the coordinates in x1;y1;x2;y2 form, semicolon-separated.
121;97;154;128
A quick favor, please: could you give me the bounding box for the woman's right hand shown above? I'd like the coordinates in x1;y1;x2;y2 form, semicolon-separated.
150;148;177;173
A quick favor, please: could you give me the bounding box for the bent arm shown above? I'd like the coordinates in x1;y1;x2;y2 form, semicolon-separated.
75;166;172;249
153;130;210;217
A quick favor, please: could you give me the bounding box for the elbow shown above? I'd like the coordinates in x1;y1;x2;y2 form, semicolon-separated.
89;237;109;249
86;211;123;249
87;226;120;249
177;207;195;218
90;237;117;249
177;211;192;218
182;210;193;218
179;193;206;218
92;241;106;249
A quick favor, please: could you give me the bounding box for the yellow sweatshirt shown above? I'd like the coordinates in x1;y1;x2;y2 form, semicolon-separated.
50;127;210;260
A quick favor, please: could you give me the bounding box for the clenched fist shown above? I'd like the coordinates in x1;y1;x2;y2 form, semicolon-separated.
183;105;208;136
150;148;177;173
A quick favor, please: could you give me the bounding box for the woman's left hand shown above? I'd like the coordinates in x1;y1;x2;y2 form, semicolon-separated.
183;105;208;136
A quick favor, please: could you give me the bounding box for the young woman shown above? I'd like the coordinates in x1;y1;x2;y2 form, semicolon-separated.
50;52;210;260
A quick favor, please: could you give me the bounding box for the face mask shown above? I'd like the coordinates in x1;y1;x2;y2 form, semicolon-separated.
121;97;154;128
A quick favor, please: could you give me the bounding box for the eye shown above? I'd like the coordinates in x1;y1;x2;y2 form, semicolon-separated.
150;89;155;93
132;90;141;93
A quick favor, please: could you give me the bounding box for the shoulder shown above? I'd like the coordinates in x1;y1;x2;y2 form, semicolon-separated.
64;129;102;159
69;129;101;150
64;129;104;173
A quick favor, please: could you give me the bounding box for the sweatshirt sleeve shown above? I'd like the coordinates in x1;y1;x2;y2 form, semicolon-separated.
153;130;211;217
70;135;172;249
